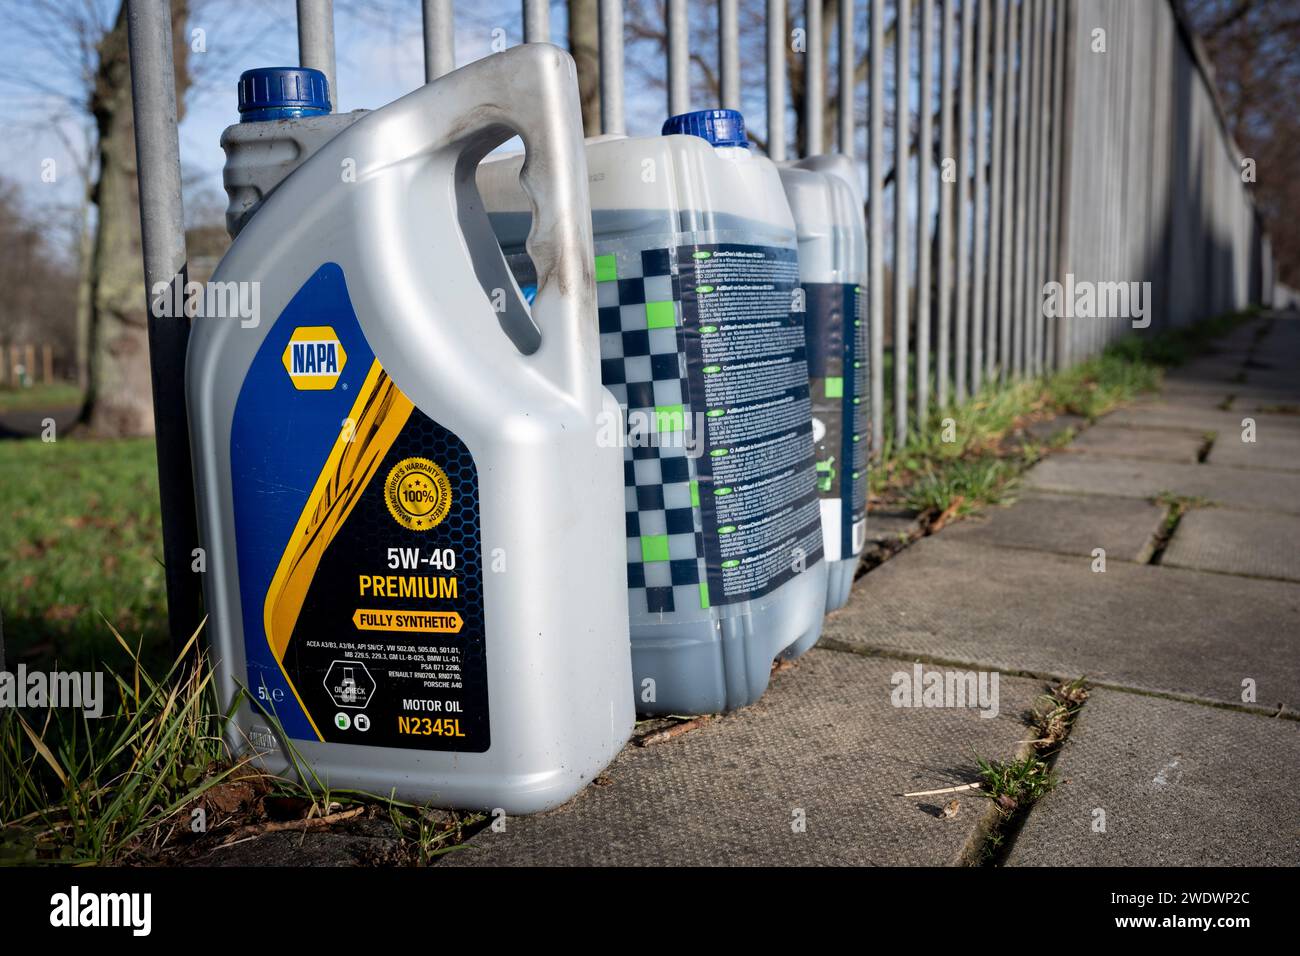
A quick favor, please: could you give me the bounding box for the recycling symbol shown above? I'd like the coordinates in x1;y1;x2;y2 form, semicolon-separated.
324;660;375;710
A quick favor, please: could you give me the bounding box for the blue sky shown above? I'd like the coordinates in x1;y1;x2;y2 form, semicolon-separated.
0;0;893;263
0;1;586;244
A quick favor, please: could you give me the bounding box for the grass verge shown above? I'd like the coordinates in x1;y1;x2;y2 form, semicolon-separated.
0;436;167;672
0;383;83;415
0;627;484;865
869;351;1162;529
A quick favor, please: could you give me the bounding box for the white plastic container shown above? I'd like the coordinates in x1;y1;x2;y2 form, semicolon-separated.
479;109;827;716
778;155;869;624
188;45;633;813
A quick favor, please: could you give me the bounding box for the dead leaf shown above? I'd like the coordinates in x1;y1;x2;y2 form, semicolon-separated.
42;604;83;622
203;780;257;816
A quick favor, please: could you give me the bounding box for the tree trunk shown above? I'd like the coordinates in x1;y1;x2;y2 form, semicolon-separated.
568;0;601;136
81;0;189;438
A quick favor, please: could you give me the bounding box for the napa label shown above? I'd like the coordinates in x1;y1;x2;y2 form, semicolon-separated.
282;325;347;389
232;264;488;752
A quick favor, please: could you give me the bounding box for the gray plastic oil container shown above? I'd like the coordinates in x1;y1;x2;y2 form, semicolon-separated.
778;155;869;626
188;46;634;813
479;109;827;716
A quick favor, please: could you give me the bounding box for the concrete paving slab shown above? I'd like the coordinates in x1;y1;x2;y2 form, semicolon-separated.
1007;689;1300;866
1163;508;1300;583
1241;371;1300;397
1236;393;1300;414
1066;425;1204;463
945;492;1164;563
444;651;1044;866
1165;364;1242;384
1206;429;1300;472
1026;456;1300;516
1151;383;1238;409
1102;402;1300;435
823;536;1300;710
866;508;922;546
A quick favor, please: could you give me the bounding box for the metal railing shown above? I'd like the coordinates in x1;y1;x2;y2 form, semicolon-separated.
124;0;1273;649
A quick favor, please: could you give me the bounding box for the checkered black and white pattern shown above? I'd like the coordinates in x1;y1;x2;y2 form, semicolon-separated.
596;246;712;617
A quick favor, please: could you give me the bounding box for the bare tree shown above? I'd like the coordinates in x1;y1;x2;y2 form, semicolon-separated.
79;0;191;436
1182;0;1300;285
568;0;602;134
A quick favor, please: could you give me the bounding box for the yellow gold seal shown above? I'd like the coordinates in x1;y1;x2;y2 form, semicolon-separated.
384;457;452;531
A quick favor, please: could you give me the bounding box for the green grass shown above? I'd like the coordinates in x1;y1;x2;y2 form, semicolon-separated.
0;436;167;671
869;309;1258;517
1044;352;1162;419
0;628;236;864
975;753;1057;818
1105;307;1256;368
0;383;83;414
903;457;1018;517
1154;490;1215;526
0;629;482;864
871;352;1160;517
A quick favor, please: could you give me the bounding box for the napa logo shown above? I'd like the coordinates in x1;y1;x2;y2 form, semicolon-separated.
282;326;347;390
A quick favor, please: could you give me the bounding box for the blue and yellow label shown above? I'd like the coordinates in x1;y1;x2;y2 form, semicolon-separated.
231;264;488;752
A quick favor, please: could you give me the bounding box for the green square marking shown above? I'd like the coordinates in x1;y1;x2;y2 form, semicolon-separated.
640;534;670;563
645;300;676;329
698;583;710;609
594;254;618;283
689;480;700;508
824;376;844;399
654;403;685;433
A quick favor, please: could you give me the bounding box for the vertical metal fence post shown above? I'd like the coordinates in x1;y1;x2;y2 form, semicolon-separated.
970;0;989;394
524;0;550;43
423;0;455;81
868;0;884;448
298;0;337;107
767;0;788;160
1023;0;1042;376
893;0;910;441
125;0;203;656
806;0;825;155
954;0;973;402
936;0;954;409
1011;0;1030;377
1040;0;1057;366
599;0;625;134
915;0;934;422
999;0;1016;377
987;0;1006;380
720;0;741;110
1035;0;1054;373
838;0;855;155
668;0;690;116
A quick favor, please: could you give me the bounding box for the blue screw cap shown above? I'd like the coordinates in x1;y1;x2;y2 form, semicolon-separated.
661;109;749;148
238;67;331;122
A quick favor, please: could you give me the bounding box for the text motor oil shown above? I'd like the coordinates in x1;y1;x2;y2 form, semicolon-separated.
479;109;827;716
777;155;869;625
188;46;634;813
